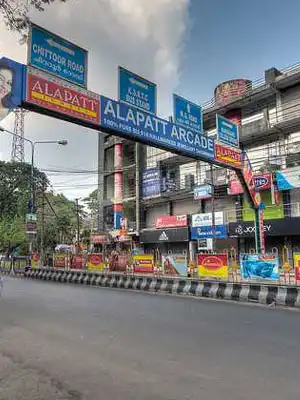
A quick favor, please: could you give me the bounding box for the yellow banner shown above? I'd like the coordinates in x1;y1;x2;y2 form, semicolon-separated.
88;254;104;272
198;265;228;278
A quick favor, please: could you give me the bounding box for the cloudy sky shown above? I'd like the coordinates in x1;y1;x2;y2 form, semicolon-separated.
1;0;300;199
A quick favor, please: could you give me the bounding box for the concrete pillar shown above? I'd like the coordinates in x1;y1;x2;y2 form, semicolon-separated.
114;143;123;229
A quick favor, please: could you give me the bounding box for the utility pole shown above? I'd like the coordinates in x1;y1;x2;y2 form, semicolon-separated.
210;165;216;253
75;198;80;254
40;194;45;264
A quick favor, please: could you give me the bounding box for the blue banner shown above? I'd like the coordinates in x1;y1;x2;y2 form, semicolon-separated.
0;57;24;123
276;167;300;191
100;96;214;161
173;94;203;133
240;254;279;281
216;114;239;148
119;67;157;114
194;184;212;200
142;168;161;199
29;24;88;87
114;211;123;230
191;225;227;239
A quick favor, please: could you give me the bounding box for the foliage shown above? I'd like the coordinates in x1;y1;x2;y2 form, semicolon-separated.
0;0;68;36
0;161;49;218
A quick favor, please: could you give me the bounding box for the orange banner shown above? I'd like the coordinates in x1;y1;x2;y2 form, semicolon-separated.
215;143;242;169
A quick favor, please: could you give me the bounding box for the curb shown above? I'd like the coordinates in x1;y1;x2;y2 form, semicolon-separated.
20;268;300;308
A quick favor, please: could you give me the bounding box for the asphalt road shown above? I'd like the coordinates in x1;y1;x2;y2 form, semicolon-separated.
0;278;300;400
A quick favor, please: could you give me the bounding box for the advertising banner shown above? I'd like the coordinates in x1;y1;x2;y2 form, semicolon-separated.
254;173;272;191
228;171;244;195
276;167;300;191
173;94;203;134
118;67;156;114
142;168;161;199
87;253;104;272
216;114;239;148
162;254;188;277
53;254;67;268
215;143;242;169
71;254;84;269
155;215;187;229
192;212;224;227
28;24;88;87
240;254;279;281
194;184;212;200
258;209;266;255
100;96;215;161
0;57;24;123
241;152;261;207
31;252;40;268
293;253;300;270
191;225;227;239
197;254;228;279
25;67;100;125
133;254;154;273
228;172;272;195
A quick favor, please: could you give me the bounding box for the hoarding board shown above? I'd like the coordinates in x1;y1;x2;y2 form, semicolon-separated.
28;24;88;87
173;94;203;133
0;57;24;123
216;114;239;148
197;254;228;279
25;67;100;125
240;254;279;281
142;168;161;199
194;184;212;200
118;67;156;114
214;143;242;168
133;254;154;273
100;96;215;161
155;215;187;229
162;254;188;276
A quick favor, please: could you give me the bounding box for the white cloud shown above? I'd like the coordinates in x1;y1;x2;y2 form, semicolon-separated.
0;0;190;198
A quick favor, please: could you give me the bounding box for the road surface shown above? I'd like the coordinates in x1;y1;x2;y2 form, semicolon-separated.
0;278;300;399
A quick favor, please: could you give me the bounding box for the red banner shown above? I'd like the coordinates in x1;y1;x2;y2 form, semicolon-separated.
155;215;187;229
197;254;228;278
215;143;242;169
254;173;271;191
90;235;106;243
242;153;261;207
71;255;84;270
26;68;100;125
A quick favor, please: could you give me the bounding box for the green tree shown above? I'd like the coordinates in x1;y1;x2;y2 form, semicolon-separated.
0;0;68;35
0;161;49;218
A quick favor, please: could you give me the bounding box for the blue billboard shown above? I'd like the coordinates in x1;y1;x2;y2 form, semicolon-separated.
240;254;279;281
119;67;157;114
191;225;227;239
216;114;239;148
142;168;161;199
0;57;24;123
28;24;88;87
100;96;214;161
173;94;203;133
194;184;212;200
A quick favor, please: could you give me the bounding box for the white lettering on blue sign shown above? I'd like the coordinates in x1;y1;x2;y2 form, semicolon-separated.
100;97;214;160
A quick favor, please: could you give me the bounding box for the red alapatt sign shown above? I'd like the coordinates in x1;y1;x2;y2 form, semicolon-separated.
26;67;100;125
215;143;242;169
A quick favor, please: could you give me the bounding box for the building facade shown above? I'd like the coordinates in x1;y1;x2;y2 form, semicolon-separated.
101;61;300;264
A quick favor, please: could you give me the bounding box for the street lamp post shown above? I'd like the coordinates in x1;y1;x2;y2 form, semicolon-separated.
0;126;68;255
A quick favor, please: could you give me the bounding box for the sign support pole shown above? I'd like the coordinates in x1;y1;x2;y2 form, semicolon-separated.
210;165;216;252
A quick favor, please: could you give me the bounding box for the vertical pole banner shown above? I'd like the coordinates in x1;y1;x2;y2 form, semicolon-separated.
197;254;228;279
259;209;265;255
88;253;104;272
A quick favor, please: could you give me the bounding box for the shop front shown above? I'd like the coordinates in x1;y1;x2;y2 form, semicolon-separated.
229;217;300;263
140;226;190;276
